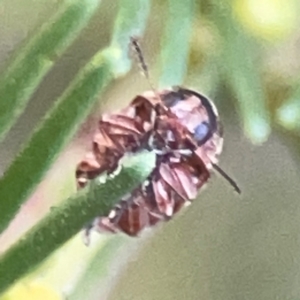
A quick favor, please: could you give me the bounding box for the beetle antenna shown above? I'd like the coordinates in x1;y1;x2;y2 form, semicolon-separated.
212;163;241;194
130;36;157;95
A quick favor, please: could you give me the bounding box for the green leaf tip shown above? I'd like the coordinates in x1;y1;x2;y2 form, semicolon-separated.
244;115;271;145
276;98;300;131
120;150;156;174
87;151;156;213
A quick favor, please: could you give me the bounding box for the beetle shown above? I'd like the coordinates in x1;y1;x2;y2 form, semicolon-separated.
76;38;240;239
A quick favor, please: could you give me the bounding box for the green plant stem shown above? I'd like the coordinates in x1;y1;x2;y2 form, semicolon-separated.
0;151;156;295
0;53;112;234
212;2;271;144
0;0;101;142
107;0;151;76
159;0;195;87
0;0;151;234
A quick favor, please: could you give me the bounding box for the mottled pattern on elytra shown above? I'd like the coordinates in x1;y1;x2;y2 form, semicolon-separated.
76;87;223;236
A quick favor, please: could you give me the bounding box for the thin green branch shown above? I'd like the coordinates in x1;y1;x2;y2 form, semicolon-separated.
0;151;156;295
0;52;112;234
212;2;271;144
0;0;101;142
107;0;151;76
158;0;195;87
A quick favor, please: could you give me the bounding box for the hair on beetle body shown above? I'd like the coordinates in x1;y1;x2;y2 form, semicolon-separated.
76;38;240;241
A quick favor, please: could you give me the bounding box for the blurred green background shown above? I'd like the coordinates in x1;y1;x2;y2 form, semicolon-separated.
1;0;300;299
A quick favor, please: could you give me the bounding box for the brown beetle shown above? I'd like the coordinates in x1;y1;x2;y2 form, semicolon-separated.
76;40;240;238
